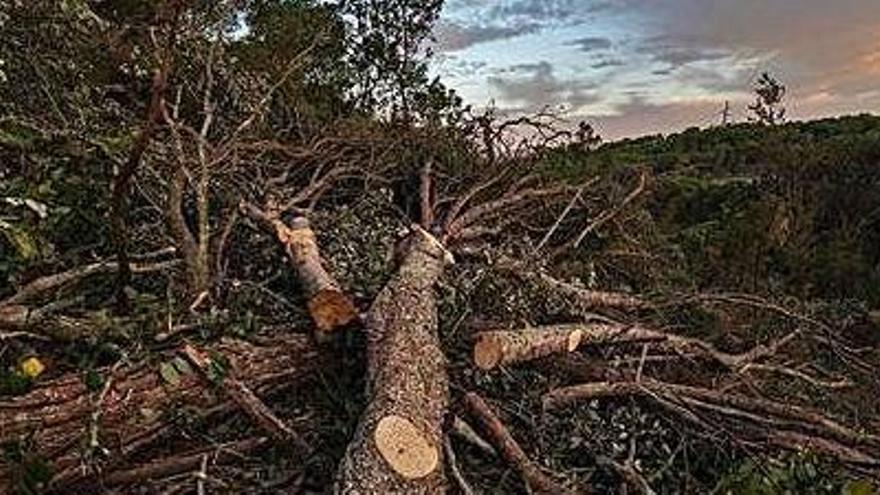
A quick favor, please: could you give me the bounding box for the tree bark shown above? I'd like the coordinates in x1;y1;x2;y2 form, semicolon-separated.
474;327;586;370
243;202;358;340
0;336;320;489
335;228;451;494
473;323;797;371
273;216;358;339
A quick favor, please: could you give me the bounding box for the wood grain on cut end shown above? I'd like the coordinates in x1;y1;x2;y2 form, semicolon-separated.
308;289;358;336
474;334;503;370
374;415;439;480
567;329;583;352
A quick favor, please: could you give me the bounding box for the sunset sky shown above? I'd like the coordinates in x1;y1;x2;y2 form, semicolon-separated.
430;0;880;140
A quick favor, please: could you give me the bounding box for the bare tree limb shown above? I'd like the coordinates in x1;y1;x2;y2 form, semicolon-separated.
463;392;575;495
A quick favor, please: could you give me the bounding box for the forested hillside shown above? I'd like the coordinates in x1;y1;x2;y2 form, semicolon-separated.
1;1;878;494
548;115;880;305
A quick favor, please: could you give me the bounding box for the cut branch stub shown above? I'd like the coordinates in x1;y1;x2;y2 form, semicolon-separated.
474;328;583;370
272;216;358;339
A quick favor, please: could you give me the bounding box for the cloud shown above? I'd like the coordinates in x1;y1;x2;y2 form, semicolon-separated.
433;21;540;52
487;61;600;112
591;58;625;70
587;97;725;139
567;36;613;52
432;0;880;139
488;0;582;23
636;35;731;69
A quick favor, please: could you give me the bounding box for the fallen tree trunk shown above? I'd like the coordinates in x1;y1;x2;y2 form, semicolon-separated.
473;323;798;371
335;228;451;494
274;216;358;338
243;203;357;339
0;335;320;489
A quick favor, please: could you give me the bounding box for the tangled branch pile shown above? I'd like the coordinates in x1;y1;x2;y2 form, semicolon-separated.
1;1;878;494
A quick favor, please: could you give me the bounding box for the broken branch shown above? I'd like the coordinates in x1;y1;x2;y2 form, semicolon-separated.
463;392;573;495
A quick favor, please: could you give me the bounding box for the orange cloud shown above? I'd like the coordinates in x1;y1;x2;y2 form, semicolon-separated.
864;49;880;74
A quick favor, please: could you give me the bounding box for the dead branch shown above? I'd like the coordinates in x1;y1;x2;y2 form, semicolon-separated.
182;344;307;448
451;415;496;456
462;392;574;495
536;185;585;252
110;2;182;311
542;380;880;467
595;455;655;495
420;160;434;230
493;255;650;311
444;437;476;495
569;171;648;250
85;437;267;489
444;182;578;244
537;272;651;311
1;251;177;308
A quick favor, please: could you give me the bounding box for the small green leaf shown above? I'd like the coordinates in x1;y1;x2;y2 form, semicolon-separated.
158;362;180;386
171;357;193;376
205;352;229;384
1;225;39;260
83;369;103;393
843;480;877;495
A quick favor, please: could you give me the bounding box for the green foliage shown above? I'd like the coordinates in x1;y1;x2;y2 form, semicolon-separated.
542;114;880;304
0;368;33;397
1;440;52;495
159;356;196;387
711;454;865;495
82;369;104;393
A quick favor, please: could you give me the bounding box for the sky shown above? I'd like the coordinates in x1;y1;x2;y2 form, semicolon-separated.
429;0;880;140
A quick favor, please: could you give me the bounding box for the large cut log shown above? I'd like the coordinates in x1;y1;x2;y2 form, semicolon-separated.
335;228;452;494
243;203;357;339
0;335;320;490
